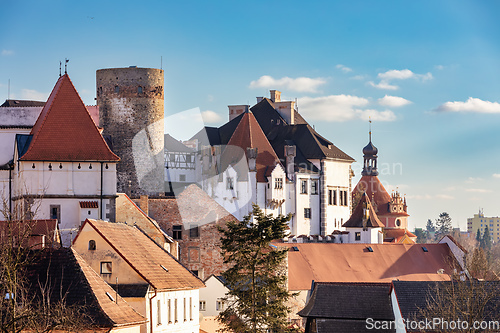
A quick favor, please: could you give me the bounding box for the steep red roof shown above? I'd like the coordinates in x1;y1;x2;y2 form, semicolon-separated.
343;192;385;228
74;219;204;291
275;242;456;291
353;175;408;217
222;111;281;182
20;74;119;162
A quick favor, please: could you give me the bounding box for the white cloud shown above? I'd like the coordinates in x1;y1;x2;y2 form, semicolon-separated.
249;75;327;93
1;50;14;56
369;69;433;90
465;188;492;193
351;75;367;81
201;110;222;124
368;81;399;90
465;177;483;184
435;65;444;70
336;64;352;73
298;95;396;122
21;89;47;101
378;95;412;107
435;97;500;114
436;194;455;200
493;174;500;179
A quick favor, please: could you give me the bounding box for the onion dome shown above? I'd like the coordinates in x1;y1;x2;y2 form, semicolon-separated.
363;140;378;156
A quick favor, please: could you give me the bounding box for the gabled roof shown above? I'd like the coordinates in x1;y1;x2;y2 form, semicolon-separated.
74;219;204;291
164;133;195;152
20;74;119;162
298;282;395;332
72;249;148;327
384;228;416;244
343;192;384;228
221;111;281;182
274;242;457;290
0;219;60;248
1;99;46;107
25;248;146;328
392;280;500;329
353;175;408;217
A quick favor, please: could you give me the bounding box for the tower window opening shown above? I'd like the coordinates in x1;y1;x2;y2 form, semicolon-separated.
114;86;119;93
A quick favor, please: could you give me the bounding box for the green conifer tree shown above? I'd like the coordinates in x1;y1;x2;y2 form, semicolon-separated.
217;205;296;333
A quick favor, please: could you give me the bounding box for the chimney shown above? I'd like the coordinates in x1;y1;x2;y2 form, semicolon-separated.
228;105;249;121
139;195;149;215
270;90;281;102
284;145;296;181
275;101;295;125
256;97;264;104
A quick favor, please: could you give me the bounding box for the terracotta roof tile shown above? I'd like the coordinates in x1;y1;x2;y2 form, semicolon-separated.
353;175;408;217
80;201;99;208
343;192;385;228
72;248;147;327
274;242;456;290
78;219;204;291
20;74;119;161
222;111;281;182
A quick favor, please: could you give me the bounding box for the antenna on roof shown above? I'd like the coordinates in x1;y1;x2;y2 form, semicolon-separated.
64;58;69;74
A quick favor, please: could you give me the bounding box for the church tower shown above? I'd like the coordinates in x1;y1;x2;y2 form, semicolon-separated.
361;126;378;176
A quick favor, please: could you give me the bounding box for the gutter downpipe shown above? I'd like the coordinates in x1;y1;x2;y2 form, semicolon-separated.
149;288;157;333
100;162;103;219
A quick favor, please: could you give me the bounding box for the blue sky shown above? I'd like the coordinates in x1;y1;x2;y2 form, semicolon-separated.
1;0;500;230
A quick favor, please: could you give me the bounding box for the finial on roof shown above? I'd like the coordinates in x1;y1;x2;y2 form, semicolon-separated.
369;117;372;142
59;61;62;77
64;58;69;74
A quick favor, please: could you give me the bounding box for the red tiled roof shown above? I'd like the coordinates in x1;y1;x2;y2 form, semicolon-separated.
384;228;416;243
274;242;456;290
76;219;204;291
343;192;385;228
0;219;60;246
20;74;119;162
72;249;147;327
353;175;409;217
80;201;99;208
222;111;281;182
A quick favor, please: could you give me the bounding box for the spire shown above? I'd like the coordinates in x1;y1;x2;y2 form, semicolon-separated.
361;120;378;176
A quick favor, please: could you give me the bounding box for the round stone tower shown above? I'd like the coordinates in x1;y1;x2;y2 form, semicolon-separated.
96;67;164;195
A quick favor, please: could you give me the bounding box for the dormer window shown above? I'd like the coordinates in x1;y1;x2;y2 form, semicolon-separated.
275;178;283;189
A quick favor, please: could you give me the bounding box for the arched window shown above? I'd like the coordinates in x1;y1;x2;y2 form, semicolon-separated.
89;240;96;250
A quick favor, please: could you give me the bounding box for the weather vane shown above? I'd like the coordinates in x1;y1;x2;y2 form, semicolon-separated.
64;58;69;74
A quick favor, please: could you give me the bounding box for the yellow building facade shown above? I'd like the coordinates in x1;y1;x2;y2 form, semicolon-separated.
467;210;500;242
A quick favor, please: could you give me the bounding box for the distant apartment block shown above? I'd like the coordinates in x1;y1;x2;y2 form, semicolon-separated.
467;209;500;242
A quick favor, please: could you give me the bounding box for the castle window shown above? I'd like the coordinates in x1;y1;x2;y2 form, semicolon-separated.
138;86;143;94
396;219;401;227
328;189;337;205
339;190;348;206
300;179;308;194
173;225;182;240
189;223;200;238
355;232;361;241
100;261;112;275
200;300;206;311
311;179;318;195
304;208;311;219
114;85;119;93
275;177;283;189
88;240;96;250
50;205;61;223
226;177;234;190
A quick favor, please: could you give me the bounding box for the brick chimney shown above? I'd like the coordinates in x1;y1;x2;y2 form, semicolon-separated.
139;195;149;215
270;90;281;102
228;105;249;121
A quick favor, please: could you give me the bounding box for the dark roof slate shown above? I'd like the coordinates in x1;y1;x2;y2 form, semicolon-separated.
298;282;394;320
1;99;46;107
315;318;396;333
